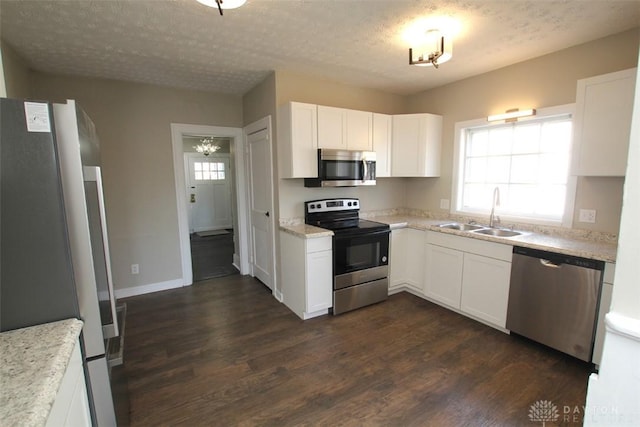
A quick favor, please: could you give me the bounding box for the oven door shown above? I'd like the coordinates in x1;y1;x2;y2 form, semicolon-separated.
333;229;389;290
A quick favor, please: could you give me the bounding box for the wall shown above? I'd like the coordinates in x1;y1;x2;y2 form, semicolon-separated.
30;73;243;292
1;41;31;99
274;69;409;219
405;28;640;233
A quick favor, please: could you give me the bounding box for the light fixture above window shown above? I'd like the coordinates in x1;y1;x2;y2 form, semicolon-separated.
196;0;246;15
409;29;452;69
487;108;537;122
194;137;221;156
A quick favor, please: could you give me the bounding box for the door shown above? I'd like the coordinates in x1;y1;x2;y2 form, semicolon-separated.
247;127;274;289
185;153;232;232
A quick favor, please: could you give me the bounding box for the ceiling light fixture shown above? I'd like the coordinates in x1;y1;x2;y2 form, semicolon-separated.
409;29;452;69
487;108;537;122
194;137;221;156
196;0;246;16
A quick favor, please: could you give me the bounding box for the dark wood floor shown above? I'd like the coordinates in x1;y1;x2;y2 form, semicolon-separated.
116;275;592;426
190;230;237;282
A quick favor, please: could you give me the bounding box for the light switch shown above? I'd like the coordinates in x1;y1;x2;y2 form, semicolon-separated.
440;199;450;210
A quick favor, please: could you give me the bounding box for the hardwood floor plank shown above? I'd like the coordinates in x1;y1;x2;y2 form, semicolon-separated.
115;275;592;426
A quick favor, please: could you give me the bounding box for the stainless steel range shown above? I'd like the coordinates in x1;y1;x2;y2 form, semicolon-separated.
305;198;390;314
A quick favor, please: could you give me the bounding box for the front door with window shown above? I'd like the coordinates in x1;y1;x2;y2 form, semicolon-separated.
185;153;232;232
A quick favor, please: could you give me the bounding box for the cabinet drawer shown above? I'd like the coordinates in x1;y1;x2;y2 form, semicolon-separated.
306;237;332;253
426;231;512;262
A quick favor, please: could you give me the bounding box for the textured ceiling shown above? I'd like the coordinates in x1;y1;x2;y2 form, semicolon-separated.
1;0;639;96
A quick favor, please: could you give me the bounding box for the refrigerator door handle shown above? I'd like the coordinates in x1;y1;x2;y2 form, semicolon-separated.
83;166;119;338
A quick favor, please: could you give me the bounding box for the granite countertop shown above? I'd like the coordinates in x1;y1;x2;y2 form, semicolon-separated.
0;318;84;427
280;223;334;239
371;215;617;263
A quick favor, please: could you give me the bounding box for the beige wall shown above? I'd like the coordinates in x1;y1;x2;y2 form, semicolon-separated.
30;73;243;291
405;28;640;233
1;41;31;99
274;70;409;219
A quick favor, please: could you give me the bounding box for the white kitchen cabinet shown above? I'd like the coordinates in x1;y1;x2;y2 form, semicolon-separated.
572;68;636;176
280;231;333;320
317;105;373;151
460;253;511;328
424;243;463;309
373;113;392;177
391;113;442;177
389;228;424;293
423;231;512;330
277;102;318;178
592;262;615;365
46;339;91;427
389;228;406;291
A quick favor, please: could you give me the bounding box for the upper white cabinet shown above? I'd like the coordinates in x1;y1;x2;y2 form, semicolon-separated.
277;102;318;178
391;113;442;177
572;68;637;176
373;113;392;178
317;106;373;151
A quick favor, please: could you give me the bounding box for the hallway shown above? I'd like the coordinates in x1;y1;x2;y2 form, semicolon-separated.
190;230;237;281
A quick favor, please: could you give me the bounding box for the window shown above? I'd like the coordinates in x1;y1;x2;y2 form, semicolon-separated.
452;105;576;226
194;161;225;181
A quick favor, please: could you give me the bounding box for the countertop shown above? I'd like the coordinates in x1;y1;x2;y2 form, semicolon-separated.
280;223;334;239
280;214;617;262
0;318;84;427
371;215;617;263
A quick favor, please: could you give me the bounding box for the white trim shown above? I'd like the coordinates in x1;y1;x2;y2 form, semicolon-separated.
171;123;250;287
451;104;576;228
243;116;278;295
605;312;640;342
115;278;184;299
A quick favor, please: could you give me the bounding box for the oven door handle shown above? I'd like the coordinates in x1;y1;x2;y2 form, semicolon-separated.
334;229;390;240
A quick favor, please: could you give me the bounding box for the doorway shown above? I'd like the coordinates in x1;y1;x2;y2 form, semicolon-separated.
170;124;250;287
183;137;236;281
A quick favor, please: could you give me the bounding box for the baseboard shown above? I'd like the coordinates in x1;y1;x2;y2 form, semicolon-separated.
273;289;283;302
115;278;185;299
233;254;240;271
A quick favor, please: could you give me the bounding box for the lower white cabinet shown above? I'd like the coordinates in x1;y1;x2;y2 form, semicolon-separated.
389;228;424;293
460;253;511;328
423;231;512;329
46;339;91;427
592;262;615;365
424;244;463;309
280;231;333;320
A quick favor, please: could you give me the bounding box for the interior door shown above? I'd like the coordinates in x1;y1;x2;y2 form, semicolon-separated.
247;128;274;289
185;153;232;232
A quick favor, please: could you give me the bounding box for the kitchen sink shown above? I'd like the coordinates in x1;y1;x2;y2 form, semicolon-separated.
472;228;523;237
438;223;486;231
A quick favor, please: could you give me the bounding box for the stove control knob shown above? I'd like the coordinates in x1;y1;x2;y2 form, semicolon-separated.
382;256;387;262
347;202;352;206
354;201;358;206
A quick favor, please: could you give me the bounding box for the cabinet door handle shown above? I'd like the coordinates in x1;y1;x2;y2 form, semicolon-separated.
265;211;270;217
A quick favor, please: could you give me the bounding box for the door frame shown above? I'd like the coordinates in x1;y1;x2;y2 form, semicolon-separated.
243;116;279;298
171;123;250;286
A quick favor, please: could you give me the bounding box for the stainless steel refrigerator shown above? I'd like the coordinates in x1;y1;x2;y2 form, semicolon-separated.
1;98;119;426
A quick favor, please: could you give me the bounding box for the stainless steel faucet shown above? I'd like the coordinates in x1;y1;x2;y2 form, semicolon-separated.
489;186;500;228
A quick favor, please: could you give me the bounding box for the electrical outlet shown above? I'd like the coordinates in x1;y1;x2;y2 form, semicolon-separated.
131;264;139;275
440;199;450;210
579;209;597;223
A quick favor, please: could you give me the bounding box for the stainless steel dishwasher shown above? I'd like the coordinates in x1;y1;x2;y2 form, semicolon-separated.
506;246;604;362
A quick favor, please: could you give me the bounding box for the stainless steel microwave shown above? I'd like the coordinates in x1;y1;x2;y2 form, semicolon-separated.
304;149;376;187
